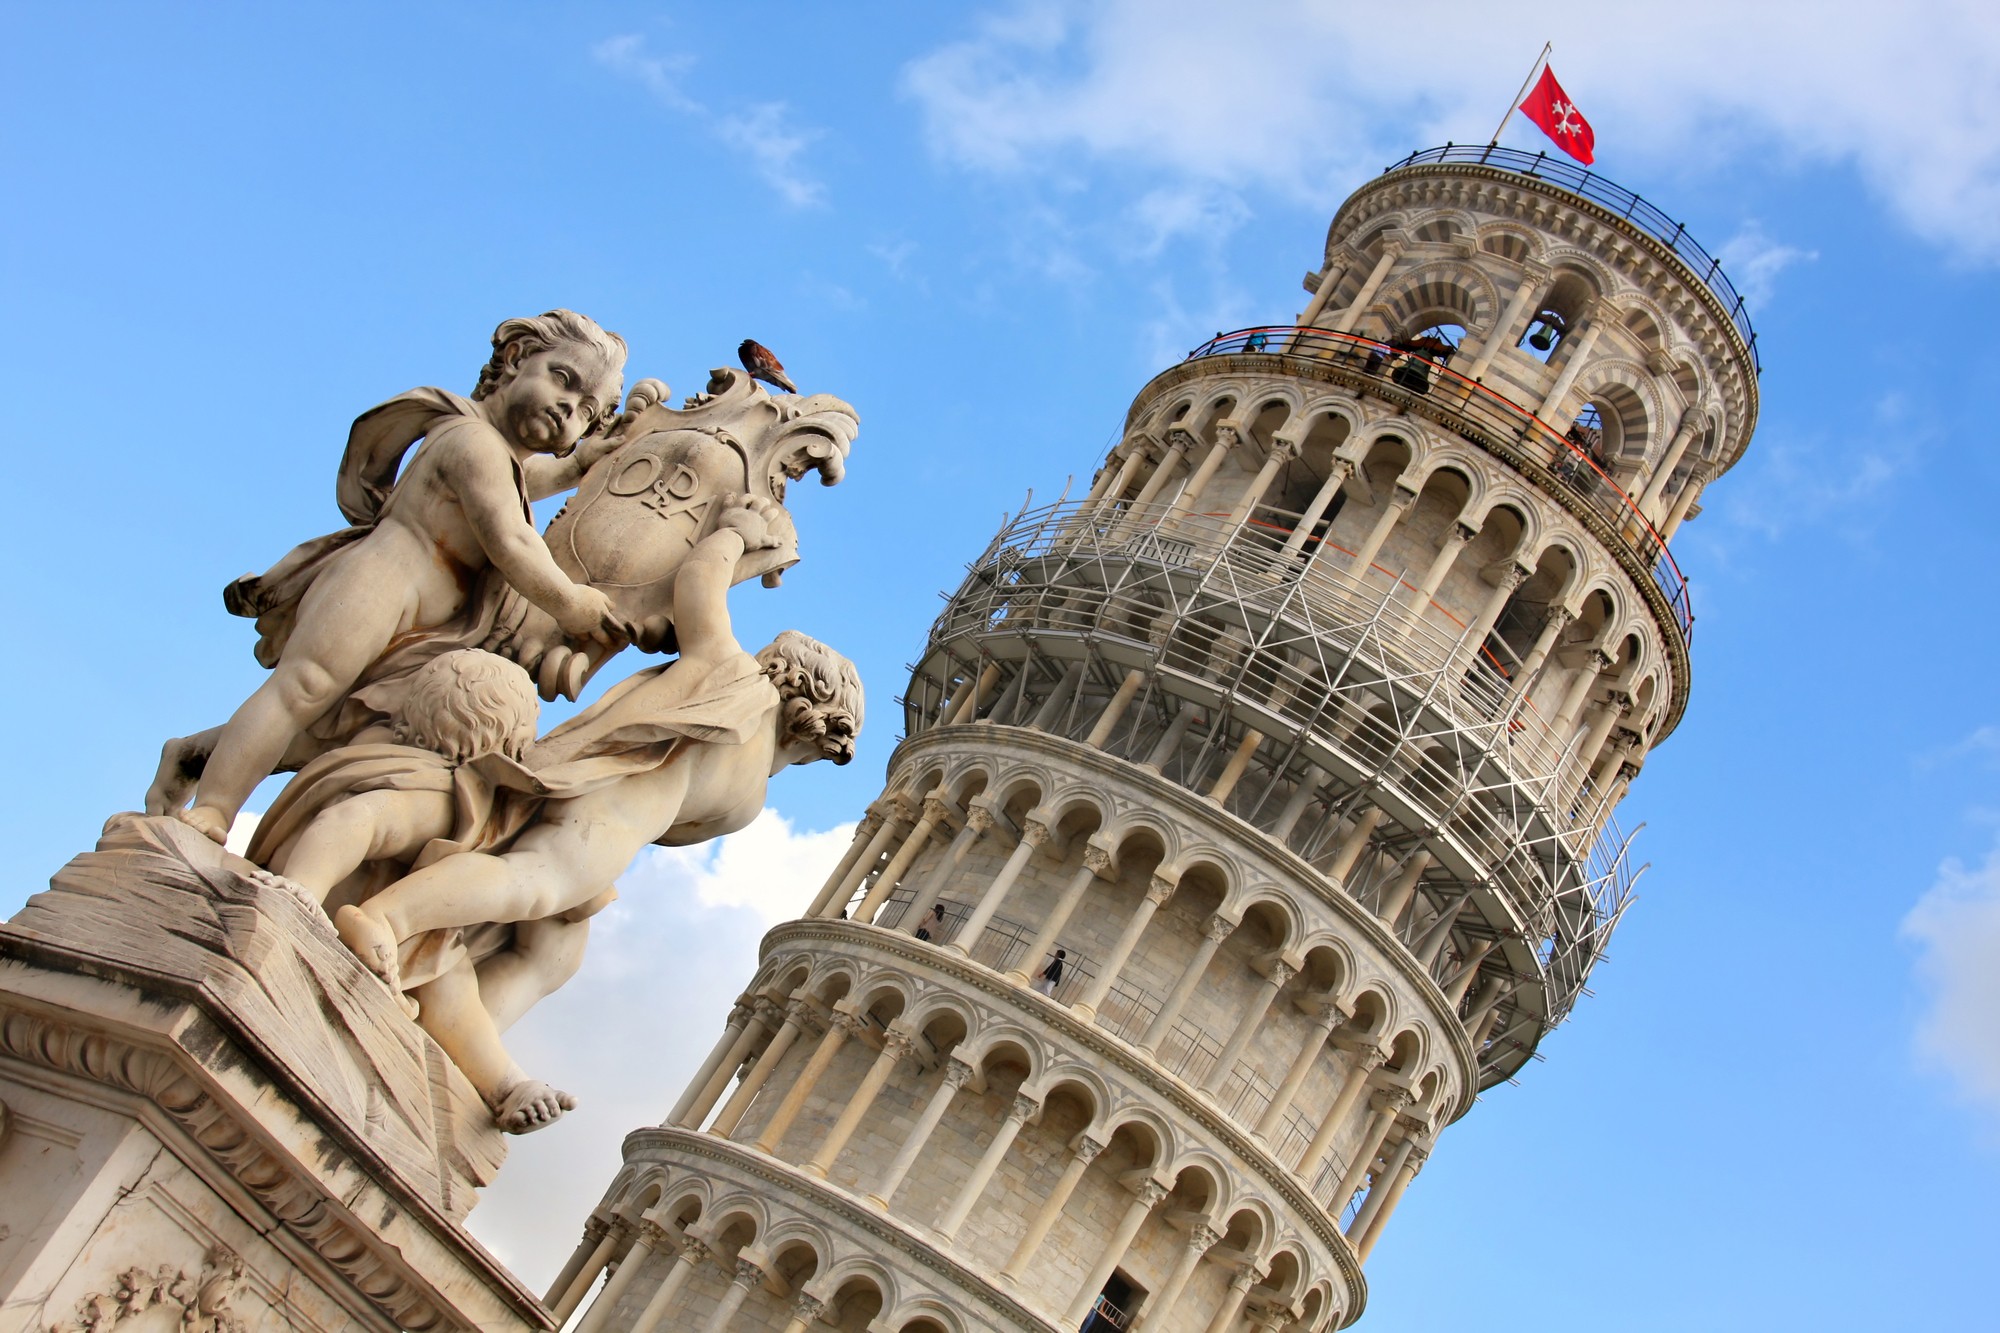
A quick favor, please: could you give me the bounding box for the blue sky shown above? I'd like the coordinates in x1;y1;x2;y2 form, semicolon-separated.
5;4;1999;1326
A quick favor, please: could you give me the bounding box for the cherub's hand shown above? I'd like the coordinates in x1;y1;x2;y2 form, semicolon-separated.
714;493;795;553
555;584;633;646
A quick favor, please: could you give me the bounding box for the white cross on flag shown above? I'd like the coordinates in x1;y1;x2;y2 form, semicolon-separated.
1520;64;1595;165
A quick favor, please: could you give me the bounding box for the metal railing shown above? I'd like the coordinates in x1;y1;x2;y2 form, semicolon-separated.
1385;144;1760;372
1183;326;1694;641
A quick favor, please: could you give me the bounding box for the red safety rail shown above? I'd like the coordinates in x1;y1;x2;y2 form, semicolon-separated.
1183;326;1695;642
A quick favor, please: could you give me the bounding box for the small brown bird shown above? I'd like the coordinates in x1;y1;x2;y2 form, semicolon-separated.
738;338;797;393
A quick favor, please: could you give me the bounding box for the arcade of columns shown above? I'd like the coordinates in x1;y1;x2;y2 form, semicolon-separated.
549;151;1757;1332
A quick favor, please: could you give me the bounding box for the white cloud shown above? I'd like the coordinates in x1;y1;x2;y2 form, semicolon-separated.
223;809;261;856
1718;223;1818;308
904;1;2000;262
1903;840;2000;1118
595;35;825;208
463;807;851;1284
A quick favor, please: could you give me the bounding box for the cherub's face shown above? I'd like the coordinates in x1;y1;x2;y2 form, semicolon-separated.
493;342;623;454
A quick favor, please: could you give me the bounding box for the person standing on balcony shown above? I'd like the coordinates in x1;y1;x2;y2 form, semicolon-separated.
1034;948;1066;997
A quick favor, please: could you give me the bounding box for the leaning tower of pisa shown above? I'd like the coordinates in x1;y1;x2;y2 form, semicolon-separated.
545;145;1760;1333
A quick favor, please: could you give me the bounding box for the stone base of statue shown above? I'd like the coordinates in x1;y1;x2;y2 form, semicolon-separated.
0;814;552;1333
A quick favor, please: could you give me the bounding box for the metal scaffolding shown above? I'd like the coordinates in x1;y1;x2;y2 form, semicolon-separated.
900;494;1643;1087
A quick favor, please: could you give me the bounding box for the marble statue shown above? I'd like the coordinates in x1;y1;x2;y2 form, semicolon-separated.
130;311;863;1134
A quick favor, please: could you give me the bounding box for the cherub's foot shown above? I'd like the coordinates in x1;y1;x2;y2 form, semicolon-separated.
333;906;419;1020
176;805;231;845
491;1077;576;1134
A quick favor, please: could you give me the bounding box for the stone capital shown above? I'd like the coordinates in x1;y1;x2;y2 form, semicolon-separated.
1133;1179;1171;1209
679;1236;712;1266
1007;1093;1041;1123
880;1029;918;1063
1082;844;1115;876
1448;520;1478;545
1146;872;1179;905
830;1010;869;1038
1388;483;1420;510
1267;436;1303;465
635;1218;674;1251
1187;1221;1224;1253
920;794;958;826
1203;914;1236;944
1071;1133;1107;1164
581;1215;612;1242
886;792;922;826
1165;424;1201;453
1213;419;1248;450
854;809;887;840
792;1293;827;1323
944;1057;978;1089
1373;1085;1415;1115
1264;960;1297;989
1019;816;1054;848
964;805;997;836
730;1256;766;1288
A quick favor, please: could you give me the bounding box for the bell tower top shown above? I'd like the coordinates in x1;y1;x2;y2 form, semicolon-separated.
1305;145;1758;489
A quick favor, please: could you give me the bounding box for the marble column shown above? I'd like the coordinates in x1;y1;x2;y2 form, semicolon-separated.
868;1058;975;1208
1321;806;1384;885
698;1257;767;1333
1205;730;1265;804
1372;850;1431;930
950;816;1051;956
1006;844;1113;985
1294;259;1348;329
546;1217;616;1320
1277;459;1355;562
1065;1181;1170;1325
1404;520;1477;625
811;803;908;919
1328;243;1403;334
1297;1047;1385;1178
1356;1143;1427;1261
804;809;889;918
777;1292;828;1333
754;1010;861;1155
1204;962;1295;1094
936;1093;1039;1239
1133;1222;1223;1331
1093;442;1152;508
710;1000;813;1138
1142;915;1234;1053
1534;313;1604;426
1073;873;1177;1020
1660;465;1707;542
1502;606;1574;712
900;805;994;936
1201;1265;1262;1333
1340;485;1417;582
1256;1002;1342;1139
1331;1089;1413;1213
806;1029;915;1178
1167;423;1245;522
1001;1134;1105;1279
1455;562;1532;673
1636;410;1702;521
1550;647;1614;735
1124;428;1196;522
626;1237;709;1333
668;1002;757;1127
1347;1132;1419;1242
852;793;952;924
1222;438;1301;530
573;1219;663;1333
1462;265;1547;383
1083;668;1147;748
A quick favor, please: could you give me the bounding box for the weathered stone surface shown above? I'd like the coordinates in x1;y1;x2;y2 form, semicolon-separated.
0;814;547;1333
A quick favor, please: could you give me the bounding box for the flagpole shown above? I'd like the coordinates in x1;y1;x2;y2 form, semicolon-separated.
1489;41;1552;146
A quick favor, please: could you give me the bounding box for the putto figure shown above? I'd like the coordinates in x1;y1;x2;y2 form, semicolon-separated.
176;311;633;844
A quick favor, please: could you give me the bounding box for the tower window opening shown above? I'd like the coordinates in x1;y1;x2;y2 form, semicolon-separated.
1082;1270;1144;1332
1520;308;1568;360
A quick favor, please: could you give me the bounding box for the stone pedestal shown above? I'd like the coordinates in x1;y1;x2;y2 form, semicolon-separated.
0;815;552;1333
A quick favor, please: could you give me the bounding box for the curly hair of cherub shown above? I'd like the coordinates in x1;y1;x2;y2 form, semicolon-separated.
392;651;541;763
472;309;629;402
756;631;864;766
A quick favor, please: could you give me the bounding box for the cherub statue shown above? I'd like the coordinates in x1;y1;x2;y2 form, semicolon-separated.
332;495;861;1016
244;647;601;1130
172;310;633;844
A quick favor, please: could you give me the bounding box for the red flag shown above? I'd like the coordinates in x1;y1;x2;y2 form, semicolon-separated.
1519;64;1595;165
